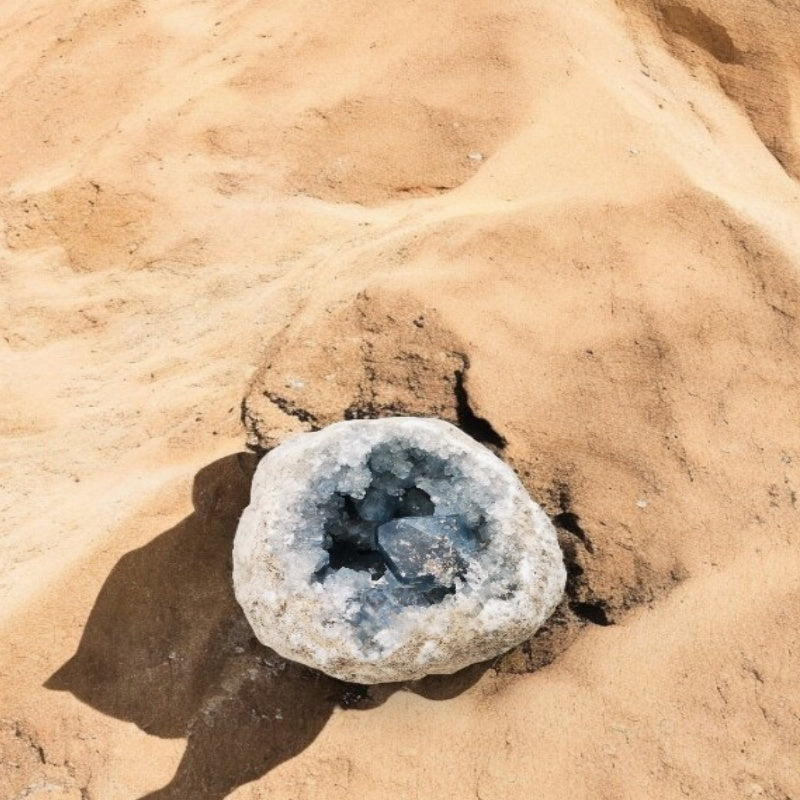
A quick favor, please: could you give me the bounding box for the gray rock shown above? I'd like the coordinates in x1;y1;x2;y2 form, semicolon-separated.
233;417;566;683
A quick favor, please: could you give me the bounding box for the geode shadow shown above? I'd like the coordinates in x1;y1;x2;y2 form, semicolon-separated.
45;452;487;800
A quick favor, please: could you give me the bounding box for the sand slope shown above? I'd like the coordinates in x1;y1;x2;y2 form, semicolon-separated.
1;1;799;798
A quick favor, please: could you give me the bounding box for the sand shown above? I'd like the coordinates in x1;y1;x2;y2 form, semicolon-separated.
1;0;799;798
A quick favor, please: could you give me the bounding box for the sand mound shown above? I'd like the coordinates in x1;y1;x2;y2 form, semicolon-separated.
642;0;800;179
1;0;799;798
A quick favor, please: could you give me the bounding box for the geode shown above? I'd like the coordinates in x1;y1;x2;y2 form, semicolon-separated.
233;417;565;683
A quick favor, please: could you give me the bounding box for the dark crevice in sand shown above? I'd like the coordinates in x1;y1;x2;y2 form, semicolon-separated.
453;367;507;450
569;600;613;627
553;512;594;554
550;482;594;553
262;391;320;426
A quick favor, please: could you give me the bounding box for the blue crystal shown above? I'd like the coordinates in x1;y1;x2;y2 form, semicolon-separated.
376;515;474;590
357;485;400;523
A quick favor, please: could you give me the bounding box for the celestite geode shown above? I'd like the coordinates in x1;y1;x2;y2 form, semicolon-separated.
233;417;565;683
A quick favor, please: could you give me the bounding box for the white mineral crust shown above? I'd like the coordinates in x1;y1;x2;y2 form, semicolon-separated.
233;417;566;683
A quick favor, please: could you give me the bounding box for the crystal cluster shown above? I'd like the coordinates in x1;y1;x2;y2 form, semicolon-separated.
317;465;478;603
233;417;566;683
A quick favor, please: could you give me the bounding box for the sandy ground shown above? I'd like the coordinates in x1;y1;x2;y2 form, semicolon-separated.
1;1;800;798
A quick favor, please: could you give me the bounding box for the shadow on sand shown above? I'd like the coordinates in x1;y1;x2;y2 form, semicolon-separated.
46;452;487;800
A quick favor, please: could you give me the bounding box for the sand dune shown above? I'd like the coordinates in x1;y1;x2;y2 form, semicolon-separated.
1;1;799;798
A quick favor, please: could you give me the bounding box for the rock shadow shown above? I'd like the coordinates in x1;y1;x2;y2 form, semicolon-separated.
46;452;487;800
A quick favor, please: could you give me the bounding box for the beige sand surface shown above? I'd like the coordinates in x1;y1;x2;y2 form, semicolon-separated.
1;1;799;798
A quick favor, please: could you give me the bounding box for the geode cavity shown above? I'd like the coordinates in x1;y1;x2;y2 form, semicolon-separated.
233;417;566;683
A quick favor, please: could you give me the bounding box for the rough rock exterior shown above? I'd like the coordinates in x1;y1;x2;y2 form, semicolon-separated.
233;417;566;683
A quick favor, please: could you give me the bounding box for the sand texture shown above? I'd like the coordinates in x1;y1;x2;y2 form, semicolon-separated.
1;1;799;798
